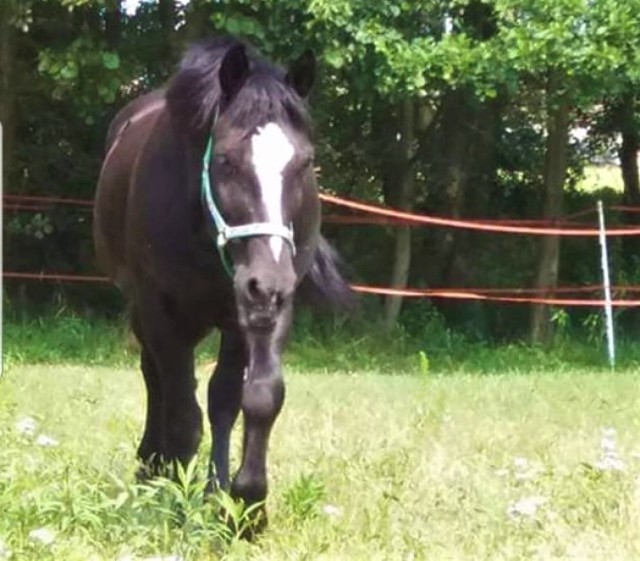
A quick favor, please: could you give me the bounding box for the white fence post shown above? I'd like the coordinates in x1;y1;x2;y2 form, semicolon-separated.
597;200;615;368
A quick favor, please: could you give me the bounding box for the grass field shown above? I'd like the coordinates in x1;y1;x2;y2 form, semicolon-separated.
577;164;624;193
1;362;639;560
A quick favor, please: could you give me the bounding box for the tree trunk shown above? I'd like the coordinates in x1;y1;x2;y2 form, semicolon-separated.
616;92;640;324
618;93;640;205
105;0;122;51
158;0;177;61
82;3;103;37
530;73;570;345
184;0;212;40
437;89;471;287
0;2;15;190
384;99;416;330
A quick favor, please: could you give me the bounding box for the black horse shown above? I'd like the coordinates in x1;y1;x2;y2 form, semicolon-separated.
93;36;351;523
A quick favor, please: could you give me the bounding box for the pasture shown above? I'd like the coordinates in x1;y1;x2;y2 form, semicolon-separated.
1;361;639;560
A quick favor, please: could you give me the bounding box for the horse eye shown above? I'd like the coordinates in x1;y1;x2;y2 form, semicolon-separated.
215;154;234;174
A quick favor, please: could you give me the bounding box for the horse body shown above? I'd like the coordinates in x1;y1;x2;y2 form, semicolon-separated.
93;36;350;522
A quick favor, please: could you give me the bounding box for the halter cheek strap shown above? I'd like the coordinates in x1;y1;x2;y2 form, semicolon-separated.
200;136;296;277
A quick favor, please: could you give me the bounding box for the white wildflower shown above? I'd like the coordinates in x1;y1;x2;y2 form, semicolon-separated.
507;495;547;519
495;468;509;477
15;417;37;437
35;434;59;448
511;456;543;481
0;538;11;559
28;528;56;546
594;427;626;472
601;427;617;453
513;457;529;470
322;504;343;518
595;455;626;472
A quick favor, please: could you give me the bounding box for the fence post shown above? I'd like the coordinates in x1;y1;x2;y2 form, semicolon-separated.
597;200;615;368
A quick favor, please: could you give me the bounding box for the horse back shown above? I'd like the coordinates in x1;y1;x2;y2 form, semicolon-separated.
93;90;165;291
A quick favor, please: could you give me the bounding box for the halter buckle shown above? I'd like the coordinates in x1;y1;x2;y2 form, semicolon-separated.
216;229;228;249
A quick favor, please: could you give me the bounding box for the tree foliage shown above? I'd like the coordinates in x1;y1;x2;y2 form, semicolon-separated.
3;0;640;339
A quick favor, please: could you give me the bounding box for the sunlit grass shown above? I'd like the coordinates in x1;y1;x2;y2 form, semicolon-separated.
576;164;623;193
1;364;639;559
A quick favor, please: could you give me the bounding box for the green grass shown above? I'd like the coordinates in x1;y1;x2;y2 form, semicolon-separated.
1;362;639;560
576;164;623;193
7;309;640;375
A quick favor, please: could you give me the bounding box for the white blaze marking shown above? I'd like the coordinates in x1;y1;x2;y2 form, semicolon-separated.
251;123;294;261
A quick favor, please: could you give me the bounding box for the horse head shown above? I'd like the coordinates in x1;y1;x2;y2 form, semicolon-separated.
168;38;318;333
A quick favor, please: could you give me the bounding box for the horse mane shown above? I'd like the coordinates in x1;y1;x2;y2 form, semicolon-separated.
165;35;312;139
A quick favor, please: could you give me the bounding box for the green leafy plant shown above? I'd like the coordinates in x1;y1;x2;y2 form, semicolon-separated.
418;350;430;376
282;473;326;521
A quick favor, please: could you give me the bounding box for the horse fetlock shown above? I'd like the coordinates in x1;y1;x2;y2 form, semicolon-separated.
231;470;268;505
241;377;285;422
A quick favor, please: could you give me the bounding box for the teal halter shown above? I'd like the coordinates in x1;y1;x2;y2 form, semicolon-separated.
200;135;296;277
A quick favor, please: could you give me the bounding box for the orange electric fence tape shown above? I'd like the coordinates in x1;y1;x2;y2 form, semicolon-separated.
4;272;110;283
5;272;640;307
6;192;640;306
351;285;640;307
6;192;640;235
4;194;94;207
318;193;640;236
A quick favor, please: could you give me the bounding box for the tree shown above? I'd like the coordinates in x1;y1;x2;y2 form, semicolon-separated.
7;0;640;340
0;1;33;190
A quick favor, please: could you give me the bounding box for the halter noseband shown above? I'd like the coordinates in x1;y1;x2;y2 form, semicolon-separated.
200;135;296;277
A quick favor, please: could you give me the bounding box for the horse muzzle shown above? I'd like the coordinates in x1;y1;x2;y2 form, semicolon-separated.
246;308;279;332
235;267;295;333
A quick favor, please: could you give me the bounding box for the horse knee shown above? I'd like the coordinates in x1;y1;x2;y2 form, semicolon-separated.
242;377;285;424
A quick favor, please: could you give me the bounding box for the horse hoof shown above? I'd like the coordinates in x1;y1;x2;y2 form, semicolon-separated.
238;505;267;541
220;502;267;541
135;464;154;483
135;455;169;482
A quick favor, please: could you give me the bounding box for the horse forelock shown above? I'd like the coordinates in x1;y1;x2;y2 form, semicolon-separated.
224;73;312;137
165;36;311;140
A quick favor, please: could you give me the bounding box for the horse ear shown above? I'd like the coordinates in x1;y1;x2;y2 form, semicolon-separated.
286;49;315;98
219;44;250;99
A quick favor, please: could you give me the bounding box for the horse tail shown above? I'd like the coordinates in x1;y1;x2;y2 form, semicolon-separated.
298;235;356;312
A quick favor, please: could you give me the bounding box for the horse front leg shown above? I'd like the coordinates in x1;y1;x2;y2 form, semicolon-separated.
230;308;291;522
207;330;246;492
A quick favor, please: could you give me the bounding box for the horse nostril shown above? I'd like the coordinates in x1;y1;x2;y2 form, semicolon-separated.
247;277;262;301
272;291;284;310
246;277;286;311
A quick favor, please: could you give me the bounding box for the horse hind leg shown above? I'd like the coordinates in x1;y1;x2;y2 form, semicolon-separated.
132;303;203;476
161;343;203;469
